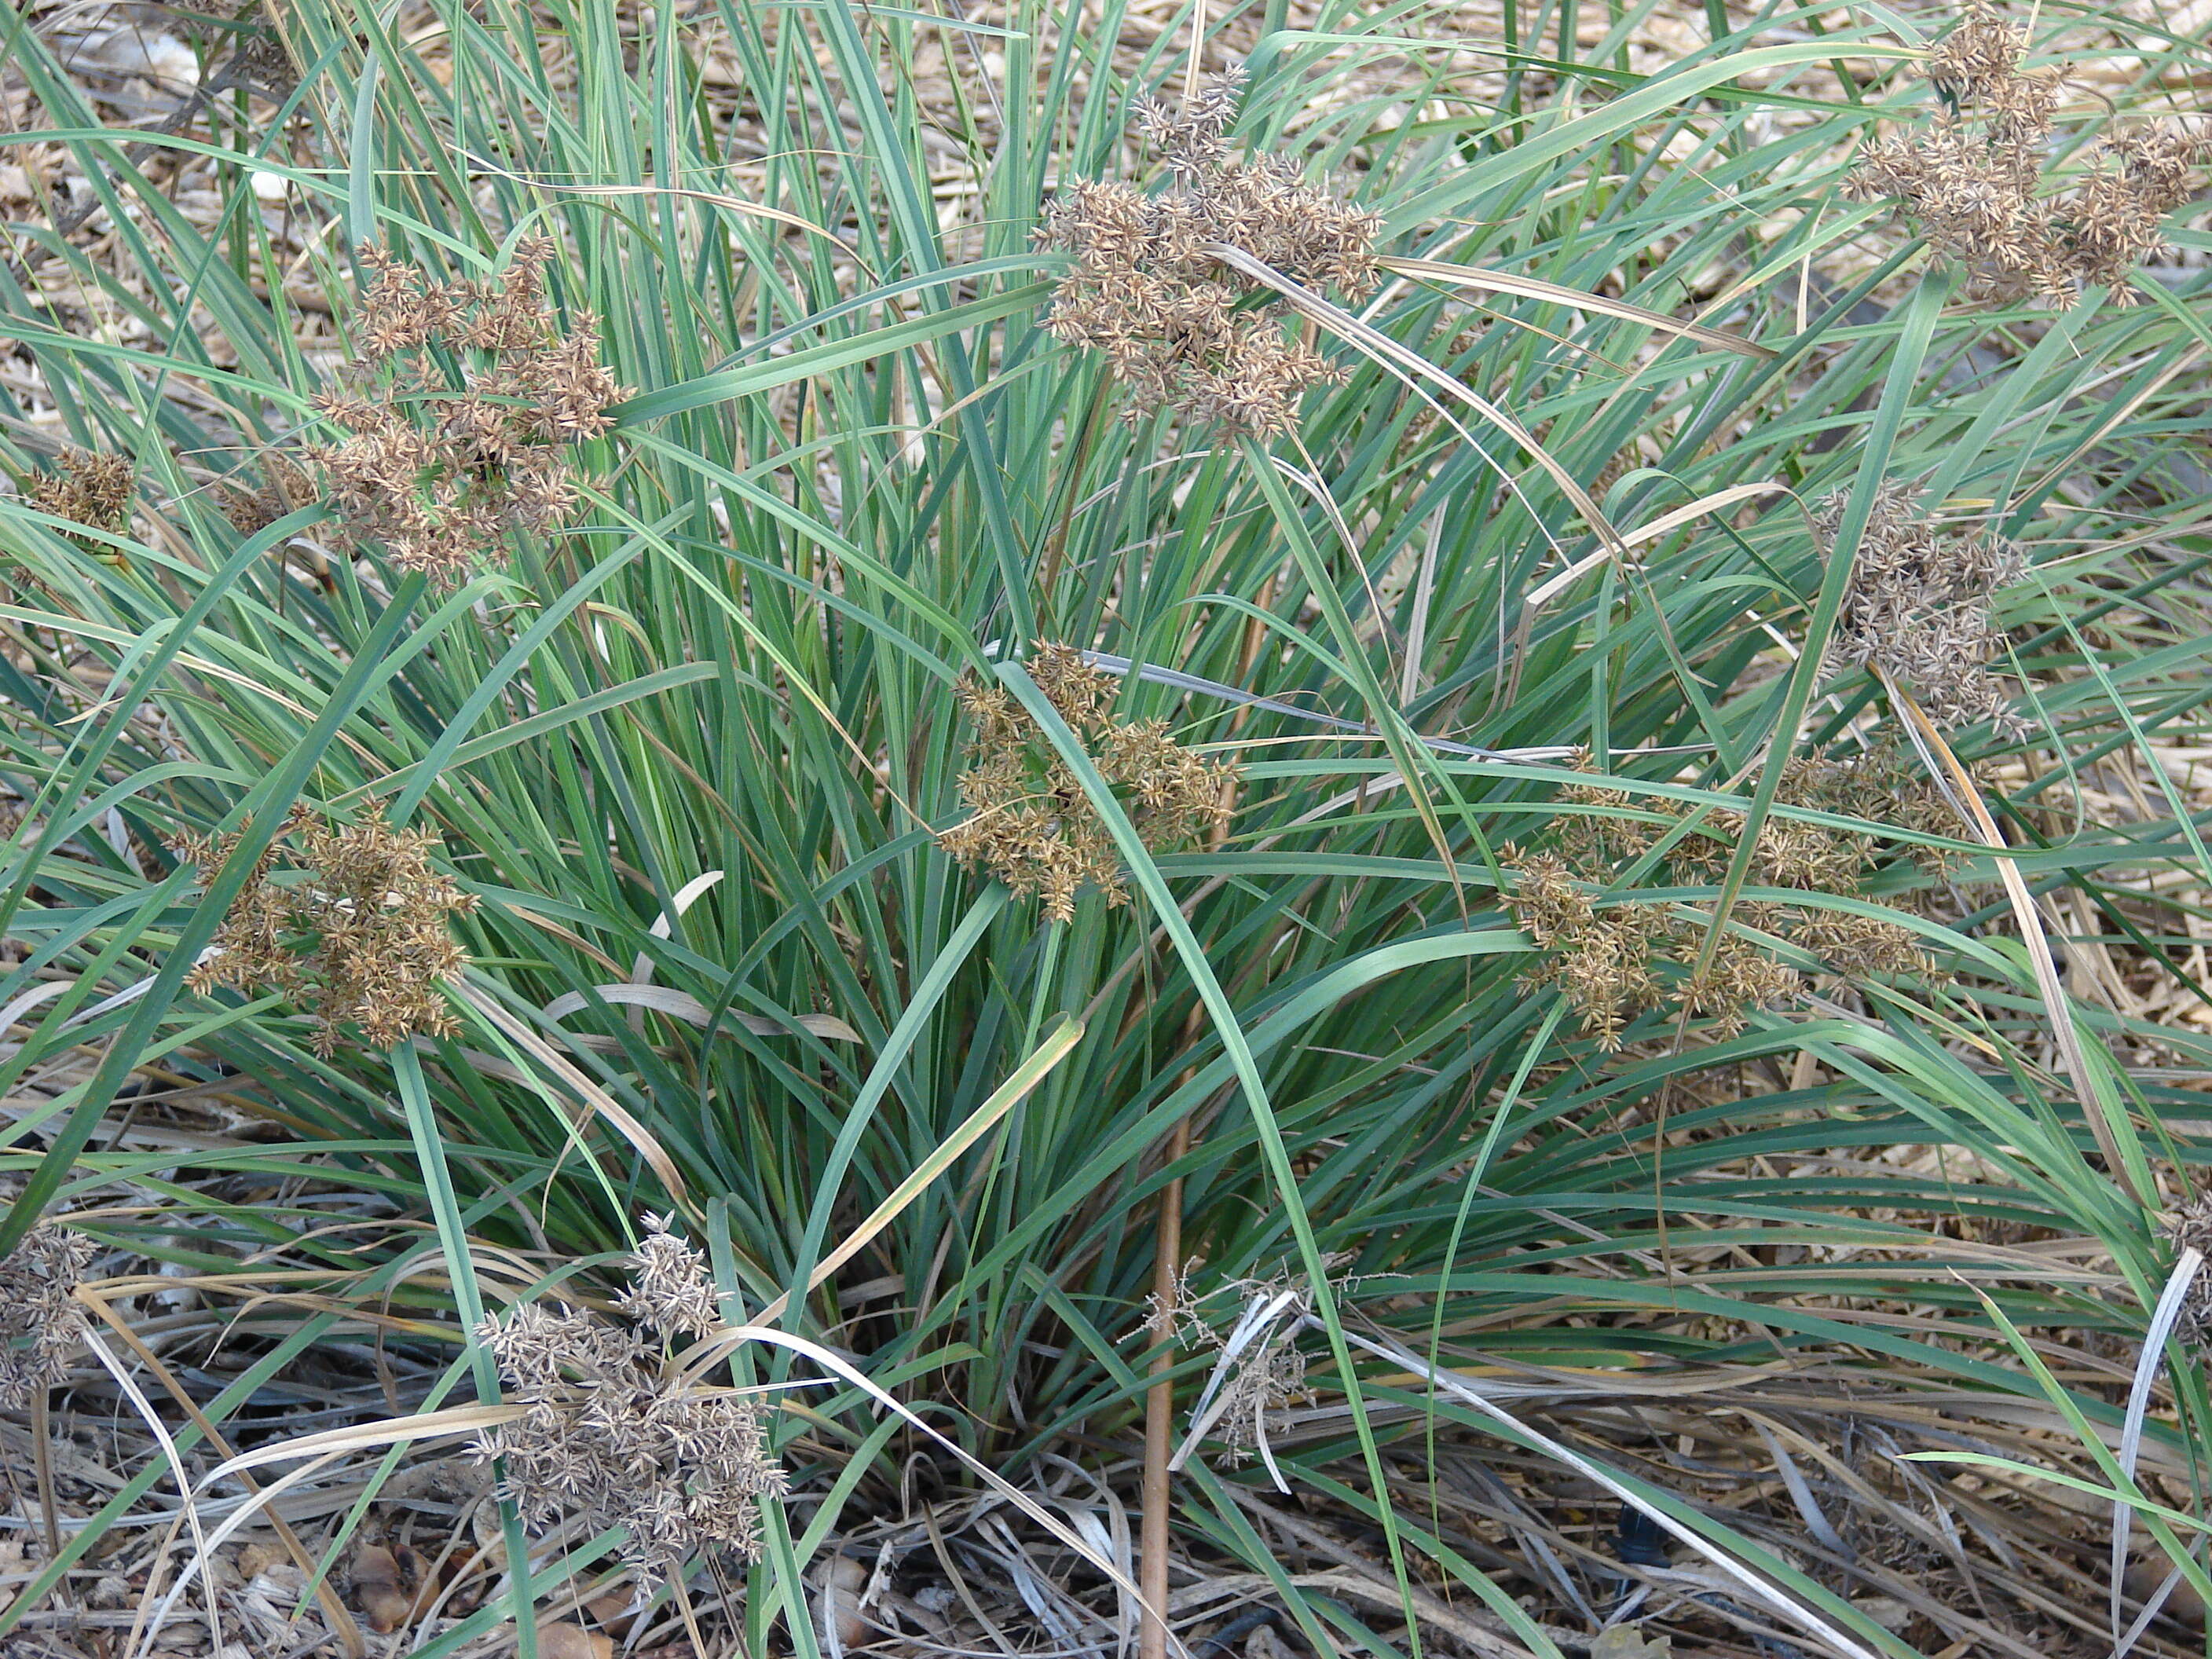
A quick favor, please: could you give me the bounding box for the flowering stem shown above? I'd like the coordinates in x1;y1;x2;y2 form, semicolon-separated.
394;1040;537;1659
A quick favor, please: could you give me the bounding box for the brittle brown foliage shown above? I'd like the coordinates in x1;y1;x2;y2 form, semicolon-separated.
1818;481;2028;734
1846;1;2203;306
0;1223;94;1409
1037;69;1381;438
471;1214;785;1586
307;236;628;584
938;645;1236;922
176;806;476;1053
1506;750;1963;1047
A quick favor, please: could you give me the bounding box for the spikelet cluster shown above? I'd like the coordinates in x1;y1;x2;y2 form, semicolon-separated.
172;0;299;93
1846;2;2202;306
176;806;476;1053
939;645;1236;922
2159;1193;2212;1344
221;451;320;536
471;1215;785;1587
1506;750;1960;1047
0;1224;95;1408
1818;482;2028;734
19;449;133;555
306;236;628;584
1159;1262;1332;1461
1038;70;1382;438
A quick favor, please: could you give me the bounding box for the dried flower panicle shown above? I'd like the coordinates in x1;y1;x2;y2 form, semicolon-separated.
938;644;1236;921
221;450;320;535
306;236;629;584
0;1223;96;1409
2159;1194;2212;1345
471;1215;784;1586
176;805;476;1053
1846;2;2203;306
17;449;134;556
1038;70;1381;438
1818;481;2028;734
1158;1260;1339;1463
1509;749;1963;1045
1503;849;1670;1049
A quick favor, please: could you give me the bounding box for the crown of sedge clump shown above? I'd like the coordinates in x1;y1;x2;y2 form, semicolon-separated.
1845;2;2203;307
175;805;476;1054
17;449;133;554
0;1224;95;1409
938;645;1236;923
306;236;629;584
1036;69;1382;439
470;1215;786;1587
1818;482;2029;734
1507;749;1963;1046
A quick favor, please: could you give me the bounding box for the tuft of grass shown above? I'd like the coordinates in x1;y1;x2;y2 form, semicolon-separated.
0;0;2210;1653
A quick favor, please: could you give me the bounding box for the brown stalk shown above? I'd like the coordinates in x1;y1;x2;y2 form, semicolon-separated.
1882;672;2145;1203
1141;627;1251;1659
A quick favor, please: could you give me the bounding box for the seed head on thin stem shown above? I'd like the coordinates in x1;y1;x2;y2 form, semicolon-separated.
175;805;477;1054
1847;2;2203;307
1038;71;1381;438
471;1216;782;1587
306;237;630;584
939;645;1236;921
0;1224;96;1409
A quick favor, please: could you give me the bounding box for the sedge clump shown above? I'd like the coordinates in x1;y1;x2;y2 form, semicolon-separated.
306;236;628;584
175;806;476;1053
1846;1;2202;306
938;645;1235;923
1037;68;1382;438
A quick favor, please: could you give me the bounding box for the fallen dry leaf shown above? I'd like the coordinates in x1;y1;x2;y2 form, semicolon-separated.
533;1621;615;1659
348;1540;436;1634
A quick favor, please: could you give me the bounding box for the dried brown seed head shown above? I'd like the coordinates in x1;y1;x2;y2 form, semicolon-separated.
0;1223;95;1408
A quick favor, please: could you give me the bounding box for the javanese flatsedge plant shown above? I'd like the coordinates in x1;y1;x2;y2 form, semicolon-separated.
2;1;2210;1656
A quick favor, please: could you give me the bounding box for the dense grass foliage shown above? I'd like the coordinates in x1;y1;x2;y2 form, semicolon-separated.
3;0;2211;1653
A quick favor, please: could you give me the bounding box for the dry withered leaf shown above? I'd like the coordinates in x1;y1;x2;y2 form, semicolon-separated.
534;1621;615;1659
348;1540;434;1633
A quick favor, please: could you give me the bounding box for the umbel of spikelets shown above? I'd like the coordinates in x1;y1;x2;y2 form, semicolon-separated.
175;806;477;1054
1846;1;2202;306
1035;69;1381;438
937;645;1236;921
470;1216;786;1587
305;236;629;584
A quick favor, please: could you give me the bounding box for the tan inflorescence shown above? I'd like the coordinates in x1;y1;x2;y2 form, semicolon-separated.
176;806;476;1054
220;450;320;536
939;645;1236;923
1818;481;2028;734
1504;750;1964;1048
1846;2;2202;306
307;236;629;584
1159;1262;1328;1462
0;1223;95;1409
2159;1193;2212;1344
1037;69;1382;438
20;449;133;555
470;1214;785;1588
